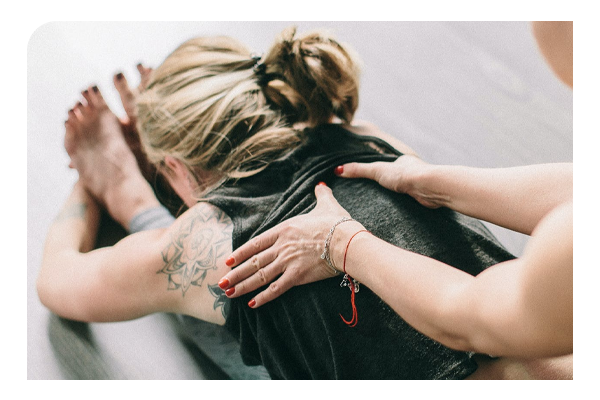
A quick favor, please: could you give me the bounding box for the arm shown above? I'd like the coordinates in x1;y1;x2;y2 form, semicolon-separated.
340;120;572;234
329;199;573;358
340;157;572;235
221;185;572;358
37;183;232;324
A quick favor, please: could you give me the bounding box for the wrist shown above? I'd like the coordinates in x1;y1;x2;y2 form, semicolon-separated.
330;220;367;273
409;164;451;209
106;177;160;230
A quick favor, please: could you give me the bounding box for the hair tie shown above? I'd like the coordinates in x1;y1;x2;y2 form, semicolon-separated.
250;53;266;77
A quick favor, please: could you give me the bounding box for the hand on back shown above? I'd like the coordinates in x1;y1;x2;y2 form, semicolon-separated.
219;183;362;308
338;155;441;209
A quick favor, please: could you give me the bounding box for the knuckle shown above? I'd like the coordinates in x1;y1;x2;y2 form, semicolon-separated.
257;268;268;284
235;281;246;294
251;237;261;250
269;282;279;293
251;256;260;271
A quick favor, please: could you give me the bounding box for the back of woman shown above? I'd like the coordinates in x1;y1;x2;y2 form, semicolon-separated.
136;27;514;379
192;124;515;379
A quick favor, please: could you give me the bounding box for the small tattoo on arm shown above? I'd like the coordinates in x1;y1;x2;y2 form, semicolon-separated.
158;205;232;317
55;203;87;222
208;283;230;319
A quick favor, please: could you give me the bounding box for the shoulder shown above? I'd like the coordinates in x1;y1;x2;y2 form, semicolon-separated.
343;120;419;157
158;202;233;323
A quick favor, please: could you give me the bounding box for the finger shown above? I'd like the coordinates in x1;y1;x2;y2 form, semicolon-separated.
225;225;282;268
314;183;351;218
334;162;383;181
248;275;296;308
219;246;278;289
226;253;281;298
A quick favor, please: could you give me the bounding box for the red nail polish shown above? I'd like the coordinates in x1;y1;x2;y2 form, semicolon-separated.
218;278;229;289
248;299;256;308
334;165;344;176
225;287;235;296
225;256;235;267
317;181;327;187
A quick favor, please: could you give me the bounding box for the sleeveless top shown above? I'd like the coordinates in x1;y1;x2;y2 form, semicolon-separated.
202;124;515;379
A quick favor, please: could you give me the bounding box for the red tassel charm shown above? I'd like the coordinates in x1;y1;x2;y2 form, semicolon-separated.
339;229;369;327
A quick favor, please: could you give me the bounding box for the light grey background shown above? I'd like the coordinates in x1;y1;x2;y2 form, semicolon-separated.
27;22;572;379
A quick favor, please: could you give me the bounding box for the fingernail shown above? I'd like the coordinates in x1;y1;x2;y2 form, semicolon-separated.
116;72;124;80
225;287;235;296
92;86;99;93
334;165;344;176
248;299;256;308
218;278;230;289
77;102;83;107
83;90;88;94
317;181;327;187
137;62;143;68
225;256;235;267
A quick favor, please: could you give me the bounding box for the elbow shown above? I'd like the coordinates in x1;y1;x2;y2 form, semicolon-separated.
36;273;54;312
428;320;478;354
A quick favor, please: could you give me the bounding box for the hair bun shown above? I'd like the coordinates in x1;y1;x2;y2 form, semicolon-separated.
261;26;361;126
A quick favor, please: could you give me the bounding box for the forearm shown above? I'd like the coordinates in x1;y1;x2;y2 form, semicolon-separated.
330;207;572;358
43;182;100;255
38;183;101;302
331;222;482;351
418;163;572;234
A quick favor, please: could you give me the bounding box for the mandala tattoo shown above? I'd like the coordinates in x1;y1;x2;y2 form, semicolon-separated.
158;205;232;301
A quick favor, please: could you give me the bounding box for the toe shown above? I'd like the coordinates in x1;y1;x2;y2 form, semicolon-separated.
74;101;86;115
81;88;92;106
137;63;153;89
67;108;78;125
89;85;108;109
113;72;137;121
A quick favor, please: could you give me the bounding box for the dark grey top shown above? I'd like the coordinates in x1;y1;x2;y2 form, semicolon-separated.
201;124;514;379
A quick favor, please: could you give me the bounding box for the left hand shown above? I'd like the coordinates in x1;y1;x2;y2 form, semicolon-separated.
218;182;364;308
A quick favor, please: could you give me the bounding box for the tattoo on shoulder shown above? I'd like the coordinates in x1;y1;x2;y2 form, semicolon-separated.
158;205;232;306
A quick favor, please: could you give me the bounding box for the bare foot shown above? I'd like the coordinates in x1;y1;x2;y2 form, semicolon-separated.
65;85;160;230
112;64;155;182
112;65;185;215
114;63;152;123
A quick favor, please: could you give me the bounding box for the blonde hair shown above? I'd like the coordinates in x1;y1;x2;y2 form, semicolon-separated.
137;26;361;198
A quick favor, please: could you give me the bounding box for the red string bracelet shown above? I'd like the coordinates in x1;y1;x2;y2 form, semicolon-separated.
340;229;370;327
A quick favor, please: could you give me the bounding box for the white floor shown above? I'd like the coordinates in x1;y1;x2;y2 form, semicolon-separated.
27;22;572;379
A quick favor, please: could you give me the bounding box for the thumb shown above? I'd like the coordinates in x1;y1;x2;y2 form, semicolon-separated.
314;183;348;215
336;162;383;182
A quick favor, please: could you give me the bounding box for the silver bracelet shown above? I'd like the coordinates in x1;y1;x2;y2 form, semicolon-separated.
320;217;355;275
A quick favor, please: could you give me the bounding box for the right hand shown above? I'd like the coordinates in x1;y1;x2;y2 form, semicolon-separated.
218;183;364;308
336;154;441;209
